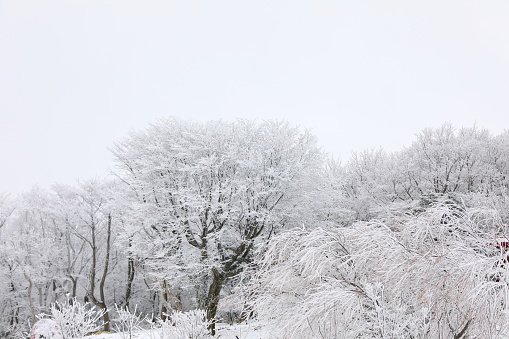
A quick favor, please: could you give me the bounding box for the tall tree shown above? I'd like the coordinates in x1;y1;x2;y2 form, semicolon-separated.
0;188;68;333
111;118;322;333
52;180;117;332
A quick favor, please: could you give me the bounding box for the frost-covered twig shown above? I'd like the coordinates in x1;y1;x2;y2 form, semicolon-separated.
113;304;148;339
50;297;105;338
154;309;212;339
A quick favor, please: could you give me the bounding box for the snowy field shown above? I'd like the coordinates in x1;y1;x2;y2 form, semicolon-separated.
90;322;266;339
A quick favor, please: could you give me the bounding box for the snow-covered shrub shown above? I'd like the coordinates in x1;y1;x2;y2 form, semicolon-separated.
114;304;148;339
251;204;509;339
155;309;212;339
49;298;105;338
30;319;63;339
0;321;29;339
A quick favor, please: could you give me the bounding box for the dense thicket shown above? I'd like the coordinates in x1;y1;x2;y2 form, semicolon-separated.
252;203;509;338
1;121;509;338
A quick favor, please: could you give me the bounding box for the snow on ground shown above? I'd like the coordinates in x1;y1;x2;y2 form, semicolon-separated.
89;321;267;339
216;322;266;339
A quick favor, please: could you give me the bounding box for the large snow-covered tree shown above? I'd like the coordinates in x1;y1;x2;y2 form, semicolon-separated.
111;118;322;332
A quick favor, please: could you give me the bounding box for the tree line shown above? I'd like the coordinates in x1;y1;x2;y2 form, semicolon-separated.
1;119;509;338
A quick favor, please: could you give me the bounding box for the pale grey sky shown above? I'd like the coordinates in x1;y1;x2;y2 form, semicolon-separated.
1;0;509;194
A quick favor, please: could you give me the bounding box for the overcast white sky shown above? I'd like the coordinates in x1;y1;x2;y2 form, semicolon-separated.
1;0;509;194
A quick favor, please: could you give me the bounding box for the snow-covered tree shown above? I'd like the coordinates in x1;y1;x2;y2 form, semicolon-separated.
0;193;15;233
111;118;322;332
51;179;119;332
0;188;70;336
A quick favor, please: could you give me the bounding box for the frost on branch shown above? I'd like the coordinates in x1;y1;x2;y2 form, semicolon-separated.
49;298;105;338
251;203;509;339
113;304;148;339
154;309;212;339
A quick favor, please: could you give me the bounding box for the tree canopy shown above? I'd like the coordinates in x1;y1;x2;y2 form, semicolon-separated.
2;120;509;338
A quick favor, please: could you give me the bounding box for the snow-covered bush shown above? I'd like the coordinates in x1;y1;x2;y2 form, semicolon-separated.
30;319;63;339
49;298;105;338
251;204;509;338
155;309;212;339
114;304;148;339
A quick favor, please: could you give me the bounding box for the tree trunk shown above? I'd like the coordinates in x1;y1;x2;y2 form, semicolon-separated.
123;255;135;309
71;276;78;300
164;280;183;312
102;306;111;333
88;214;112;332
205;267;225;335
161;286;169;321
160;280;182;320
99;215;112;332
88;300;110;333
26;276;35;324
454;320;471;339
